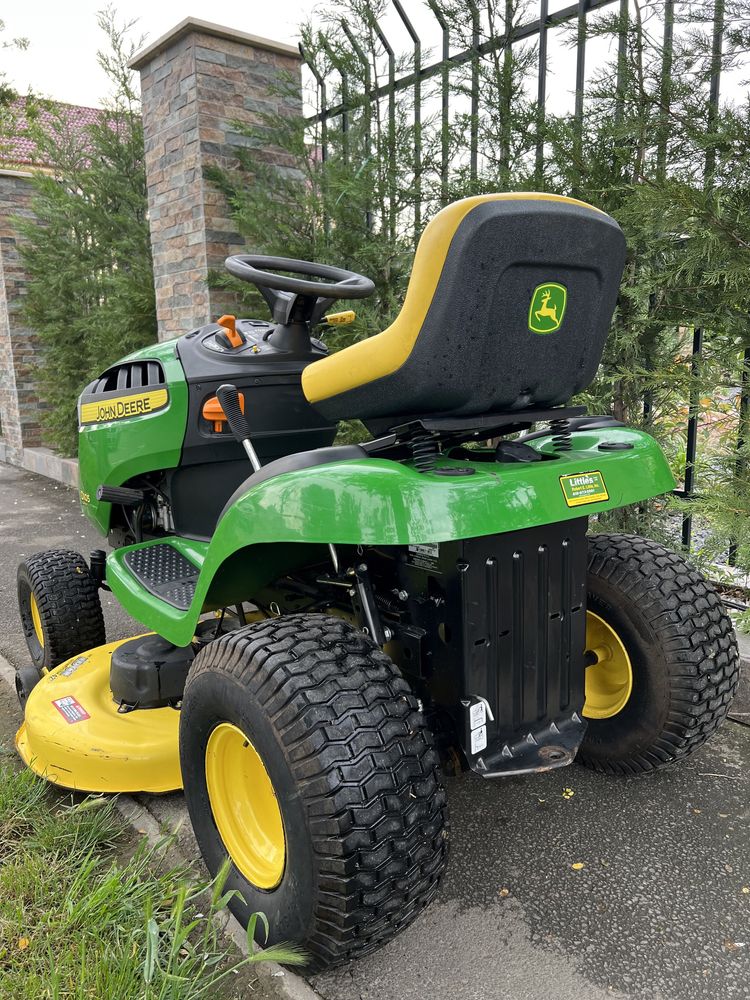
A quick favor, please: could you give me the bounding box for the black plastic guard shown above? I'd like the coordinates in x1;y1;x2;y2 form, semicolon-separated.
457;519;589;777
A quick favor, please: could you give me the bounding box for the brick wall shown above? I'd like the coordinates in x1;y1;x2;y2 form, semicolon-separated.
132;18;303;341
0;170;44;463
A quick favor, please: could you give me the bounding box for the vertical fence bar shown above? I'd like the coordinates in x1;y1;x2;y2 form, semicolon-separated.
573;0;588;190
392;0;422;238
427;0;451;204
615;0;628;116
341;74;350;164
656;0;674;178
705;0;725;184
615;0;628;123
320;39;349;165
299;44;330;240
469;0;480;184
728;348;750;565
341;23;374;231
682;327;703;550
300;45;328;164
535;0;549;183
685;0;725;553
500;0;514;184
374;18;397;241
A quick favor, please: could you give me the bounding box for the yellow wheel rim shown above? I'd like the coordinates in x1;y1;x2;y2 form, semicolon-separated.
30;593;44;649
583;611;633;720
205;723;285;890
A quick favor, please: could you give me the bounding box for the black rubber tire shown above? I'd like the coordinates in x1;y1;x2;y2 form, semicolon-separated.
180;613;449;971
17;550;105;672
579;533;740;774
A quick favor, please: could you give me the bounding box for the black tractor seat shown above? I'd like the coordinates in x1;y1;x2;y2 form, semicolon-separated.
218;444;367;522
301;192;626;426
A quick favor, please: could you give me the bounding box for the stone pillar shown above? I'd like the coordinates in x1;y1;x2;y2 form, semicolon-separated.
131;17;303;342
0;169;44;463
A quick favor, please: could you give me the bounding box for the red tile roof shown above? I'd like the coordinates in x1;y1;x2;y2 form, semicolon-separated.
3;99;102;168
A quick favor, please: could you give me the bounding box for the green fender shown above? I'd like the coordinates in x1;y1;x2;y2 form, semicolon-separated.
107;426;674;646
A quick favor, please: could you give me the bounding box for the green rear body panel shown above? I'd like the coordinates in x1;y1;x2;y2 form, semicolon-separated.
106;426;675;647
78;341;188;534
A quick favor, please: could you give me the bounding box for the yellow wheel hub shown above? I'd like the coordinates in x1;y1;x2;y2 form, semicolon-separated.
30;593;44;648
205;723;285;890
583;611;633;720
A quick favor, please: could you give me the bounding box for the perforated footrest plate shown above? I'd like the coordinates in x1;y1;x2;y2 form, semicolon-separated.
123;543;199;610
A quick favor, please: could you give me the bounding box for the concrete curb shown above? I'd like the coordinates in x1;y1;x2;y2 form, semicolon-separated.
0;654;320;1000
0;446;79;487
729;629;750;722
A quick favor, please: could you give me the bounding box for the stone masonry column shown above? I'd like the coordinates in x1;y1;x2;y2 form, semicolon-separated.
130;17;303;342
0;169;44;463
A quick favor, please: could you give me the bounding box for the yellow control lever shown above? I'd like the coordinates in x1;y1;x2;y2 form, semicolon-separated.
324;310;356;326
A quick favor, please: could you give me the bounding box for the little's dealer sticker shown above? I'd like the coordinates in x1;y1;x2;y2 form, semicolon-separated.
560;471;609;507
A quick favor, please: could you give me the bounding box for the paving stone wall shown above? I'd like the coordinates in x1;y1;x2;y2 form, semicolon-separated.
132;20;303;341
0;171;44;463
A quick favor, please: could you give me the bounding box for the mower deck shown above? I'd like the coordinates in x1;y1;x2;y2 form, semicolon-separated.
16;636;182;794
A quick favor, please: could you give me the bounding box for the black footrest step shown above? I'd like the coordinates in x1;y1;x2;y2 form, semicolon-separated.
123;543;199;611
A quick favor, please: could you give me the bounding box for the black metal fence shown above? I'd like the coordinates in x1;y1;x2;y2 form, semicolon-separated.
298;0;734;556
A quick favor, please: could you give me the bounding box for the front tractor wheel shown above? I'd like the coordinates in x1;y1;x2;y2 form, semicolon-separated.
579;533;740;774
17;549;105;674
179;614;449;971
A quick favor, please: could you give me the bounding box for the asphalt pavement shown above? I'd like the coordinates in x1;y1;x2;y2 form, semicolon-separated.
0;462;748;1000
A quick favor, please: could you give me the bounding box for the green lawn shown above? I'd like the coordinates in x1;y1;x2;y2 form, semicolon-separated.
0;759;303;999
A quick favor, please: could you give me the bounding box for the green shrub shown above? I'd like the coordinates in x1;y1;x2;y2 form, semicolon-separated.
17;12;156;456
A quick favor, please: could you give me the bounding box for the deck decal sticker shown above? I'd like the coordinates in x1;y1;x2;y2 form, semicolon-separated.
560;471;609;507
406;543;441;572
52;696;91;724
470;725;487;754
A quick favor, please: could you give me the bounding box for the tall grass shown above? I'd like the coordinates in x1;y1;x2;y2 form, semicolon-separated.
0;762;305;999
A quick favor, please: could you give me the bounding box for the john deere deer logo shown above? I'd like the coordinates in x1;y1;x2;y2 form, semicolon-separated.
528;282;567;334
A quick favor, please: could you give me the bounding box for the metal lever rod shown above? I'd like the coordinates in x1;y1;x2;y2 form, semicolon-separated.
216;383;262;472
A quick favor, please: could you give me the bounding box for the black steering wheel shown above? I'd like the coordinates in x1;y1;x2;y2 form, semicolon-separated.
225;255;375;300
224;255;375;353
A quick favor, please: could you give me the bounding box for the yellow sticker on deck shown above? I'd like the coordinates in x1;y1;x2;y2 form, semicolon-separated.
559;471;609;507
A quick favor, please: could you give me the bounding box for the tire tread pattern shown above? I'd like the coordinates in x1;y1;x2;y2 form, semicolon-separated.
580;533;740;774
186;613;449;969
20;549;105;669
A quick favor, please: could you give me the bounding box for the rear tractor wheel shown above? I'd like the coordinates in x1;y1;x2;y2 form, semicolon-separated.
179;613;449;971
580;533;740;774
17;550;105;686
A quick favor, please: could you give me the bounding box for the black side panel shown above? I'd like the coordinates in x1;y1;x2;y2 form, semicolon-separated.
459;520;588;765
381;518;589;775
167;461;257;539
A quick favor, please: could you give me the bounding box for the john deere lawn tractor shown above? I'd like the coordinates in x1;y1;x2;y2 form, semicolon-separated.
15;193;739;969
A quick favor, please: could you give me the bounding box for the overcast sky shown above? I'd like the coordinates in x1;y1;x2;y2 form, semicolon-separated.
3;2;322;107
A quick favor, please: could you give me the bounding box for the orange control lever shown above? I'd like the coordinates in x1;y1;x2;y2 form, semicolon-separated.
217;314;244;349
202;391;245;433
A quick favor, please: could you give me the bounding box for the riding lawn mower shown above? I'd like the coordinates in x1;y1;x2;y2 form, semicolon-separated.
14;193;739;969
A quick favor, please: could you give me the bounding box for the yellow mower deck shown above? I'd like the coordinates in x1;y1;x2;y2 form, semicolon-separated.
16;636;182;794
